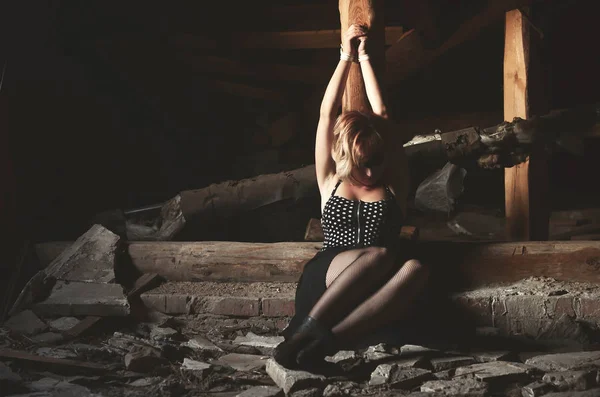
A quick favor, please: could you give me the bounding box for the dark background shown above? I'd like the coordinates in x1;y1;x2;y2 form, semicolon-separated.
1;0;599;243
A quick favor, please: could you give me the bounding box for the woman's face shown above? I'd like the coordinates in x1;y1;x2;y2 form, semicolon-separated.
351;151;385;186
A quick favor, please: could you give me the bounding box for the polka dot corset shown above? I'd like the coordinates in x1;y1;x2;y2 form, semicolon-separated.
321;180;403;250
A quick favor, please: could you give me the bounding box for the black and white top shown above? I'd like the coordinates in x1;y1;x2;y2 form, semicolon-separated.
321;180;403;250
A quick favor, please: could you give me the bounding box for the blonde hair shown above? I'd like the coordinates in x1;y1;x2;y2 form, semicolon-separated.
331;111;384;184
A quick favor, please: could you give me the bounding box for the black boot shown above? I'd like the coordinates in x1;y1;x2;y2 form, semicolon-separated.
273;316;335;370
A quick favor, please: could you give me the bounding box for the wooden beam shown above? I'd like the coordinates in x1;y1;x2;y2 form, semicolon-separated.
503;9;549;241
33;240;600;287
123;240;600;288
339;0;385;113
232;26;402;49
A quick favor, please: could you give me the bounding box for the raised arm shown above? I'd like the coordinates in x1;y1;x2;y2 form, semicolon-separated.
357;34;388;118
315;25;366;192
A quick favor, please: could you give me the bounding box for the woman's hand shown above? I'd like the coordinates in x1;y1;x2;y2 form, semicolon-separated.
342;24;367;58
358;35;367;57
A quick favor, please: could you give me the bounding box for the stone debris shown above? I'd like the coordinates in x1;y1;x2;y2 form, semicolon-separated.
32;281;130;317
521;380;555;397
236;385;282;397
265;358;326;395
150;325;180;341
430;356;476;371
4;241;600;397
322;381;360;397
48;316;81;331
454;361;531;383
325;350;358;364
183;334;223;352
30;332;64;344
124;346;168;372
421;378;489;395
543;390;600;397
234;331;285;354
472;351;513;362
181;358;211;376
369;363;433;389
215;353;270;371
4;309;48;335
543;370;600;391
526;352;600;372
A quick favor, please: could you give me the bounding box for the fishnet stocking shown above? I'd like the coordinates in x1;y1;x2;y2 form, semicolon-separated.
331;259;429;347
309;246;395;329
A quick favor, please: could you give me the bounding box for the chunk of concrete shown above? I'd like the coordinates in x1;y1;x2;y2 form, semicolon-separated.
150;326;179;341
430;356;476;371
215;353;269;372
543;390;600;397
322;382;360;397
30;332;64;344
184;335;223;352
521;381;555;397
124;346;168;373
182;358;211;377
48;317;80;332
400;344;439;356
526;352;600;372
325;350;358;364
454;361;531;383
4;310;47;335
45;224;119;283
543;370;599;391
472;351;513;363
234;332;285;353
28;377;95;396
265;358;326;395
236;385;282;397
421;378;488;396
32;281;130;317
370;364;433;389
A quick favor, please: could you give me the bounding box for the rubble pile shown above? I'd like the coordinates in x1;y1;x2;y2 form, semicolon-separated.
2;224;600;396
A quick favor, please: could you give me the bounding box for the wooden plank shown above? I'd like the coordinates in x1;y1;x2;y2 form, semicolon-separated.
127;273;163;298
339;0;385;113
123;240;600;287
503;9;549;241
234;26;402;49
0;348;109;375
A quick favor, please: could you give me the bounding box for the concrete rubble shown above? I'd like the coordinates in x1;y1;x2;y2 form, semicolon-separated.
1;226;600;396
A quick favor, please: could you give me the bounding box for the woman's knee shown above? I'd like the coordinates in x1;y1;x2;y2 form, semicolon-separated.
404;259;430;281
363;246;393;263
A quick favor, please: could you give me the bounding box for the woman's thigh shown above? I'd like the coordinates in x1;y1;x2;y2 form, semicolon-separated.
325;247;391;287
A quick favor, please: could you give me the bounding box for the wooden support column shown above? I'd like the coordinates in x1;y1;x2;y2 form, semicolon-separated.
339;0;385;113
503;9;549;241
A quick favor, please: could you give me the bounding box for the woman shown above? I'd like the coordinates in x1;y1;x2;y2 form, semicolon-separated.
274;25;430;370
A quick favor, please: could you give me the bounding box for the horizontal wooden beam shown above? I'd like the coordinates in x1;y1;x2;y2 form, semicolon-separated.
233;26;403;49
37;240;600;288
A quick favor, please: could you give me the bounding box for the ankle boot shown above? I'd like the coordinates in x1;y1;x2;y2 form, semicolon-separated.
273;316;335;369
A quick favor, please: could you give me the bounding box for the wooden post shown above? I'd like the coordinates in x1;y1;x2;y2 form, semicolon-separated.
339;0;385;113
503;9;549;241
